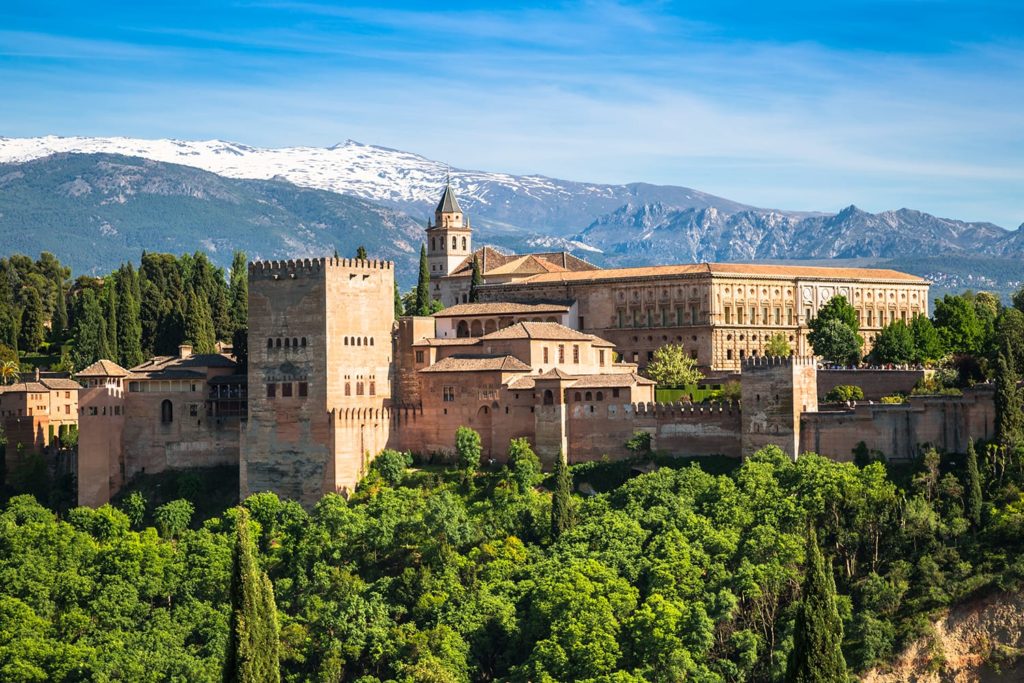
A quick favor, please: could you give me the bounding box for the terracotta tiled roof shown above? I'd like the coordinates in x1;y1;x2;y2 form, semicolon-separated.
480;321;595;341
536;368;575;380
76;359;131;377
433;302;571;317
131;353;236;372
39;378;83;390
447;247;599;278
506;376;537;390
513;262;926;285
569;373;655;388
411;337;482;347
420;355;532;373
0;381;48;393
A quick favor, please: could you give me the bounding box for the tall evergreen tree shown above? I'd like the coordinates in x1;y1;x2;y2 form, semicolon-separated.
786;525;847;682
468;256;483;303
72;289;111;369
551;452;573;539
415;244;431;316
394;282;403;319
17;286;45;353
356;245;368;260
229;251;249;334
51;277;68;343
224;508;281;683
965;438;983;529
184;289;218;355
104;279;119;364
116;265;144;368
994;350;1024;451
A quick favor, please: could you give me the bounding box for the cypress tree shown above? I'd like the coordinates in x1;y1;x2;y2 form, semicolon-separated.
184;289;218;354
224;508;280;683
51;277;68;343
468;255;483;303
415;244;431;315
356;245;368;260
786;525;847;682
229;251;248;334
116;265;144;368
17;286;45;353
551;452;573;539
104;279;119;364
965;438;983;529
995;351;1024;451
73;289;111;368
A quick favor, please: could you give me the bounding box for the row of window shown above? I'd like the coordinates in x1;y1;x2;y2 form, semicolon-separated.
440;387;623;403
266;382;309;399
267;337;308;349
539;345;606;367
346;381;377;396
617;307;705;328
344;336;376;347
430;236;468;253
1;404;74;417
83;405;123;417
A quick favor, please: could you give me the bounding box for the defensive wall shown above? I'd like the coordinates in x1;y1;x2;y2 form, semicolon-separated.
801;386;995;462
817;368;929;401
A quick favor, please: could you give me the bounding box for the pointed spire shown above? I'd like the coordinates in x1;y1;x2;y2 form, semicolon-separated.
435;171;463;215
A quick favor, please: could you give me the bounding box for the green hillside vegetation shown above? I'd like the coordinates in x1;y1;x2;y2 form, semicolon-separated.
2;435;1023;682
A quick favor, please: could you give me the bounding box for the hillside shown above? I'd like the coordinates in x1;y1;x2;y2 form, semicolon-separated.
0;152;425;281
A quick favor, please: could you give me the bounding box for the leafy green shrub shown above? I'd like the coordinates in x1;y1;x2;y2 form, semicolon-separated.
880;395;907;404
372;449;414;486
825;385;865;402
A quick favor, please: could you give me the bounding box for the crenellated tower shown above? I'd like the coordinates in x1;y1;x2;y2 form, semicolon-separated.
426;175;472;278
740;355;818;459
242;257;395;506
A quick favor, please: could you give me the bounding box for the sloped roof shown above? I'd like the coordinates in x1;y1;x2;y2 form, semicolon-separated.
420;355;531;373
433;302;571;318
569;373;655;388
513;262;927;285
0;381;48;394
480;321;594;341
76;359;131;378
435;182;462;214
447;247;599;278
39;378;83;390
536;368;575;380
411;337;482;347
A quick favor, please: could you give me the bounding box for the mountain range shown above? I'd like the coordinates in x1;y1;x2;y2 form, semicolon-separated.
0;136;1022;295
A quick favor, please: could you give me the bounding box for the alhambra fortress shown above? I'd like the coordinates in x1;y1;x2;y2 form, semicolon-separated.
3;183;995;507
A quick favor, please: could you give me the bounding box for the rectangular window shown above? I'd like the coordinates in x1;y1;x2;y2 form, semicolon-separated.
647;351;654;362
369;382;376;396
281;382;293;398
298;382;308;397
572;345;579;363
634;309;642;327
579;316;585;329
750;307;756;324
599;350;605;367
267;383;276;398
691;349;698;360
617;310;624;328
738;307;744;324
612;388;620;398
543;347;549;364
805;307;812;321
867;310;874;326
443;386;455;402
787;308;794;325
558;345;565;363
661;309;667;327
691;305;699;324
773;308;781;325
726;349;733;360
647;310;653;327
415;350;424;363
724;306;732;324
762;307;769;324
189;404;198;417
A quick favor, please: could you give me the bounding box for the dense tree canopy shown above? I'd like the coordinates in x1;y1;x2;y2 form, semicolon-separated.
645;344;704;387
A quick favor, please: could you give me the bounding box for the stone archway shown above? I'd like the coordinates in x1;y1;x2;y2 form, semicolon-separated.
470;320;483;336
457;320;470;337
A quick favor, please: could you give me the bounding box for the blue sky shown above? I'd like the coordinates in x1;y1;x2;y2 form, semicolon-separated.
2;1;1023;227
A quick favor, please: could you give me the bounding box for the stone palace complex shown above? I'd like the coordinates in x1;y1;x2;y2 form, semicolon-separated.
15;181;990;508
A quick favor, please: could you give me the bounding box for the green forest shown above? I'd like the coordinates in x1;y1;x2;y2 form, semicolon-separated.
2;436;1023;682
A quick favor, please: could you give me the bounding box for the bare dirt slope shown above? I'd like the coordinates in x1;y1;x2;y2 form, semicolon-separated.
862;591;1024;682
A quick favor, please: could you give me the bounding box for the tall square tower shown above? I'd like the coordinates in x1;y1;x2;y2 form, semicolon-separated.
242;257;394;506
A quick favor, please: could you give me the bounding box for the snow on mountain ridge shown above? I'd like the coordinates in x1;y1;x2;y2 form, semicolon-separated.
0;135;614;208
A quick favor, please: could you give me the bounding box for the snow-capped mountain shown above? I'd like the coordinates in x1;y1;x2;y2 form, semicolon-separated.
0;135;758;234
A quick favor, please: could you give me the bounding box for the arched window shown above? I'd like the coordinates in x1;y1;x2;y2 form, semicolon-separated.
292;338;298;348
456;321;470;337
160;400;173;424
431;238;435;251
276;338;282;348
344;337;349;346
543;389;554;405
357;337;361;346
452;236;457;249
267;338;273;349
285;337;291;348
585;391;593;401
345;383;351;396
574;392;582;401
363;337;368;346
461;237;467;250
301;337;307;347
596;391;604;401
369;337;374;346
356;382;364;395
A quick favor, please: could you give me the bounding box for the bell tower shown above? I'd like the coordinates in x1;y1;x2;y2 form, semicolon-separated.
426;175;472;278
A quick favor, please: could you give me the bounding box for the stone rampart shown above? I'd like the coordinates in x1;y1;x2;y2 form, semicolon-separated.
817;368;928;401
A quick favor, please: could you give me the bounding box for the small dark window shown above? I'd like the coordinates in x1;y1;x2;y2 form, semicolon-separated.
370;337;374;346
276;338;282;348
612;388;620;398
189;404;198;417
285;337;291;348
543;390;554;405
585;391;592;401
344;337;349;346
356;382;364;396
574;392;582;401
267;383;276;398
267;338;273;349
416;350;425;363
161;399;173;423
345;383;351;396
298;382;308;397
292;338;298;348
282;382;293;397
301;337;307;347
357;337;361;346
596;392;604;401
369;381;376;396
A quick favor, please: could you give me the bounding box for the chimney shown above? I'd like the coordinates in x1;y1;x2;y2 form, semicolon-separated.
179;343;193;360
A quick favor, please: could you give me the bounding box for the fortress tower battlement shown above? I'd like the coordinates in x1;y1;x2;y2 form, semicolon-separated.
249;257;394;279
742;355;817;370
